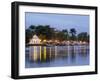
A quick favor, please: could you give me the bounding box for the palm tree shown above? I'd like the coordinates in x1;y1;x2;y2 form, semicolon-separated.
70;28;77;41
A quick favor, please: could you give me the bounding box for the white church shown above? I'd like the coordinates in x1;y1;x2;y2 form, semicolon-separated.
29;35;41;44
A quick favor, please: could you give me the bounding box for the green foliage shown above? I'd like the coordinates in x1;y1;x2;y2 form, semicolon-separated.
78;32;89;42
25;29;33;44
25;25;89;44
34;25;55;40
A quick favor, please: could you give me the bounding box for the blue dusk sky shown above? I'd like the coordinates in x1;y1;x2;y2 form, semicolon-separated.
25;12;89;34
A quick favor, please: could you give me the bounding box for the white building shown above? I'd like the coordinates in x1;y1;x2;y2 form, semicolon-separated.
29;35;41;44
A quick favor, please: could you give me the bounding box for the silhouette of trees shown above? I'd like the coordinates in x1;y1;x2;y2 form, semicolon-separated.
78;32;89;42
25;25;89;44
70;28;77;41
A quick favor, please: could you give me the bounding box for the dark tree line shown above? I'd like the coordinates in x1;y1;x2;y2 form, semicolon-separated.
26;25;89;44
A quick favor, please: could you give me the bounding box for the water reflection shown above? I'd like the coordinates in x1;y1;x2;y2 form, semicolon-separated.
69;46;76;63
25;45;89;68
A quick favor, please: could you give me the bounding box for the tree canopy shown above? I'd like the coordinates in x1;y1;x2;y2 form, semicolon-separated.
26;25;89;44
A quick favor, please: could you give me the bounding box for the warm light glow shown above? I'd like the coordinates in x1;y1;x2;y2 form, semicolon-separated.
44;47;46;60
40;39;41;42
29;35;41;44
79;41;82;44
33;46;37;61
43;40;46;42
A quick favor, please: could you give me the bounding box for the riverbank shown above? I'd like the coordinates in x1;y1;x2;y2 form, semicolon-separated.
26;43;89;47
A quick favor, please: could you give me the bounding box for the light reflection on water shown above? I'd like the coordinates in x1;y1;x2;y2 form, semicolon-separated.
25;45;89;68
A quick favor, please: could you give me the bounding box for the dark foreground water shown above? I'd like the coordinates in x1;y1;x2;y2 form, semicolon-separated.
25;45;89;68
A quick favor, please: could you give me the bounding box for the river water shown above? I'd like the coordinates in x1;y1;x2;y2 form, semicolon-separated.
25;45;89;68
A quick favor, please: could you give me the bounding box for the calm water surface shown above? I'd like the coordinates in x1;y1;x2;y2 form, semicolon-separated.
25;45;89;68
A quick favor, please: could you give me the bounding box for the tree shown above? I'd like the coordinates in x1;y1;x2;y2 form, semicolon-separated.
29;25;36;30
34;25;55;41
62;29;69;40
25;29;33;44
78;32;89;42
70;28;77;41
62;29;68;34
26;25;90;45
56;32;64;41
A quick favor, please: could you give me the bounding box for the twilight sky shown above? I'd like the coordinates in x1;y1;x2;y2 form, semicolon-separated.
25;12;89;34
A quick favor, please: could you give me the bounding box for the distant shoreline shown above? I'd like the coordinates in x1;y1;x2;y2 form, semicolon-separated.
26;43;89;47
